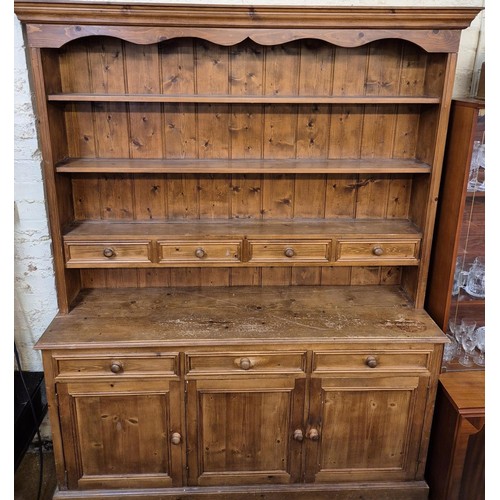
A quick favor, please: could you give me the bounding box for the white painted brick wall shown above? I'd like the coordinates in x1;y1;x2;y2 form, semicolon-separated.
13;0;485;372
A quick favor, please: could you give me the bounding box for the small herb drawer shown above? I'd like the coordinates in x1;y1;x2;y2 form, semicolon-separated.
334;239;420;265
64;241;153;267
158;240;242;264
247;239;331;264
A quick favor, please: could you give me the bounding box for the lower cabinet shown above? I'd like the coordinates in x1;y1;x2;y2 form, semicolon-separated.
186;377;306;485
46;345;437;497
306;375;429;483
56;379;184;490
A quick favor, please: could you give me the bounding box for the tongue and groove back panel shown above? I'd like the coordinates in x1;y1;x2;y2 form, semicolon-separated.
46;37;443;290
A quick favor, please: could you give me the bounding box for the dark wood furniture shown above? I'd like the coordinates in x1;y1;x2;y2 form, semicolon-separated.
426;98;485;371
14;2;480;499
426;371;485;500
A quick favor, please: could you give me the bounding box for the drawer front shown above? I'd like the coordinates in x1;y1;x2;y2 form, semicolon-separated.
248;240;331;263
313;350;431;373
186;351;307;376
55;353;179;379
65;241;152;266
158;240;241;264
335;239;419;264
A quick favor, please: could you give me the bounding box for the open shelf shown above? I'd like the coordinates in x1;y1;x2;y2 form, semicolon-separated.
63;218;422;240
48;93;441;105
56;158;432;175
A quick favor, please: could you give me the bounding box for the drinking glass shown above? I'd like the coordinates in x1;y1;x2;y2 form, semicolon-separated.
442;334;459;364
465;257;485;298
473;326;485;366
448;318;464;357
452;257;463;296
467;141;483;191
458;319;477;367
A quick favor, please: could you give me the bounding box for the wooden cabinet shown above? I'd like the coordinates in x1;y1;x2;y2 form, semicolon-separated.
425;371;485;500
14;2;481;499
426;98;485;371
308;349;432;484
49;350;184;490
424;100;486;495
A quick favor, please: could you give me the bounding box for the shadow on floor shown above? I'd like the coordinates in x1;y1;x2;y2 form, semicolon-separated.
15;447;56;500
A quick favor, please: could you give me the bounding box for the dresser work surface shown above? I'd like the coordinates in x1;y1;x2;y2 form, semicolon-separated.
37;286;446;348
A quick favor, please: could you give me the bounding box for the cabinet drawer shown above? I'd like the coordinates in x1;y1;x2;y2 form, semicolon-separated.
64;241;153;267
313;350;431;373
158;240;241;264
248;240;331;263
54;353;179;379
335;239;420;265
185;351;307;376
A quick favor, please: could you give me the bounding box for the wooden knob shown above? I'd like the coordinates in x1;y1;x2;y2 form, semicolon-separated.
103;248;115;258
284;247;295;258
293;429;304;442
372;246;384;256
171;432;181;445
110;362;123;373
194;248;206;259
239;358;252;370
307;428;320;441
366;356;378;368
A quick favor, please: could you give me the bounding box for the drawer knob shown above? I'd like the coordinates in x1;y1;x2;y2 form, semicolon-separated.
372;246;384;256
239;357;252;370
103;248;115;258
366;356;378;368
284;247;295;258
110;362;123;373
293;429;304;442
307;428;320;441
194;247;206;259
171;432;182;445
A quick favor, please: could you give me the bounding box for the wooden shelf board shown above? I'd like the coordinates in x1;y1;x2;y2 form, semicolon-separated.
450;295;485;307
466;190;485;199
63;218;422;240
34;285;446;349
56;158;432;174
48;93;441;104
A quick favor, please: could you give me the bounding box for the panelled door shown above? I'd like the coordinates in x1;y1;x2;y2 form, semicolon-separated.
304;374;430;483
57;379;184;490
186;375;306;486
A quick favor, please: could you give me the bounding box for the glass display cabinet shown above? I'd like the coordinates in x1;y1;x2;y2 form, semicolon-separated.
426;98;485;372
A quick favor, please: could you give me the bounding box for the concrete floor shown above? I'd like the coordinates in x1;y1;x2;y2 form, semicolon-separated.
15;448;56;500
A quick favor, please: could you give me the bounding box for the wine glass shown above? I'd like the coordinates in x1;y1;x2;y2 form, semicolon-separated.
448;318;464;357
473;326;485;366
458;319;477;367
467;141;482;191
442;334;459;364
452;257;463;296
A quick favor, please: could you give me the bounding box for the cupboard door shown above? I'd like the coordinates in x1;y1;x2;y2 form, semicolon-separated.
57;379;184;490
186;377;306;486
305;375;429;483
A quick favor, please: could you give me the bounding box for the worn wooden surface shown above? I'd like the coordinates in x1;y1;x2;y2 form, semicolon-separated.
51;481;430;499
35;286;445;349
